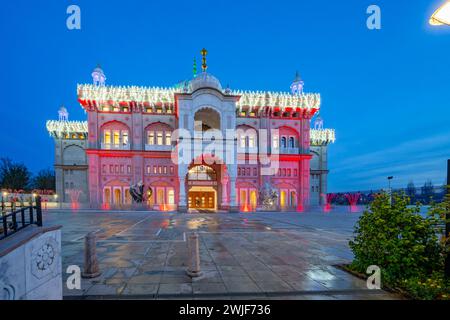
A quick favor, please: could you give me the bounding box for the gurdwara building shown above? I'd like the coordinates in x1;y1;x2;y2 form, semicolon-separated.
46;55;335;212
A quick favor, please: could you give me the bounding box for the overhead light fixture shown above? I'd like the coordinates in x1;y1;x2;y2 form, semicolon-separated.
430;1;450;26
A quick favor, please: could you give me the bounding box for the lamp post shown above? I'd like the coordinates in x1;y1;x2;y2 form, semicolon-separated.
387;176;394;205
430;0;450;26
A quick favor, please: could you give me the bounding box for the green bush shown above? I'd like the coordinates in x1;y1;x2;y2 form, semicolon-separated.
349;192;444;285
402;273;450;300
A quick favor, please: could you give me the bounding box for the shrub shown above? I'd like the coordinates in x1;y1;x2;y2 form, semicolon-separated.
349;192;444;285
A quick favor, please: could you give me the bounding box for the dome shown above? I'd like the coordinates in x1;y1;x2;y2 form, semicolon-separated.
59;106;68;113
92;65;105;75
190;72;222;92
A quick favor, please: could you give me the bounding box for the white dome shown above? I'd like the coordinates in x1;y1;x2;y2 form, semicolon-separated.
190;72;222;92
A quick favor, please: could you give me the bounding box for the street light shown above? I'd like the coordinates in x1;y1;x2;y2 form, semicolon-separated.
387;176;394;205
430;0;450;26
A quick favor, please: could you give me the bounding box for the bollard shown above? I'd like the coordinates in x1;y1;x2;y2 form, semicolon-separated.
186;232;202;277
82;232;101;278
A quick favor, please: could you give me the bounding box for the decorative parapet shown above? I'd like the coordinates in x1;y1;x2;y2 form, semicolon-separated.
46;120;88;139
77;84;180;104
77;84;321;111
233;91;321;111
310;129;336;146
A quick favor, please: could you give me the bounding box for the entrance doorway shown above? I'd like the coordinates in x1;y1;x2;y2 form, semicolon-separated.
188;191;215;210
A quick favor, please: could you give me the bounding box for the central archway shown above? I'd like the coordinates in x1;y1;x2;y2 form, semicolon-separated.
194;107;221;132
187;165;218;211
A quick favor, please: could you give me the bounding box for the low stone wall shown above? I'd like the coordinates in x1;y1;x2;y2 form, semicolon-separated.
0;225;62;300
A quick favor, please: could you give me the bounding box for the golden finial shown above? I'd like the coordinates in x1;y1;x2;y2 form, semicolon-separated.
201;48;208;72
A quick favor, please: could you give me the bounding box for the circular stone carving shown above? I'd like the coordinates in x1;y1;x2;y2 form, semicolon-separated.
35;244;55;271
31;237;59;280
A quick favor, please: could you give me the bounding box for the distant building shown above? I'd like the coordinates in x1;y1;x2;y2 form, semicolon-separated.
46;55;335;211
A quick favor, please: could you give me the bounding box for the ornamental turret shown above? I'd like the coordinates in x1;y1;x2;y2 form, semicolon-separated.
92;64;106;86
58;105;69;121
314;112;324;130
290;71;304;96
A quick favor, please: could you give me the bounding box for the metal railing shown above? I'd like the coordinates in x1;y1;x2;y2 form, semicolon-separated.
0;197;42;240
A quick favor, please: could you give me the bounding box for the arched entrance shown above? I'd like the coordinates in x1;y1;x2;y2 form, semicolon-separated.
187;165;218;211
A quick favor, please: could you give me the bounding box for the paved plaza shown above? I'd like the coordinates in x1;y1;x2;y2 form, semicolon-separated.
43;208;403;300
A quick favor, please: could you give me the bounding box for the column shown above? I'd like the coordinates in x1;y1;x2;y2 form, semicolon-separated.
178;164;188;212
229;176;238;212
221;176;229;207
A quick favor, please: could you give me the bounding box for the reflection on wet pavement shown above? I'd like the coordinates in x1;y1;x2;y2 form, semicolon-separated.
43;210;402;299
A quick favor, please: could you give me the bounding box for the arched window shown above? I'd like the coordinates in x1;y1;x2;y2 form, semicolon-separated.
188;165;217;181
281;137;287;148
145;122;173;146
101;121;130;150
289;137;295;148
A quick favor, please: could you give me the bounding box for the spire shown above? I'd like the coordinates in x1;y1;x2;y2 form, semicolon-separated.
92;64;106;86
193;58;197;78
201;48;208;73
290;70;304;95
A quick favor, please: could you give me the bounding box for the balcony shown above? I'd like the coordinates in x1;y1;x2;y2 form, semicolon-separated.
279;147;299;155
144;144;173;152
237;146;259;154
101;143;130;150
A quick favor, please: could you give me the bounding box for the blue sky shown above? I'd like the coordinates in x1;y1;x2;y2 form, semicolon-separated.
0;0;449;192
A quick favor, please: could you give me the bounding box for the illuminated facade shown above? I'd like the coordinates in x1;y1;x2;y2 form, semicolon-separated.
47;57;335;211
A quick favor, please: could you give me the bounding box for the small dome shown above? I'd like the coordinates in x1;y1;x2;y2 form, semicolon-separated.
59;106;68;113
190;72;222;92
92;65;104;74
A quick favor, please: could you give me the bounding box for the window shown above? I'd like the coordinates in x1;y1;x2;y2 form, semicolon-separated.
170;166;174;174
110;165;114;173
102;165;106;173
122;131;129;145
246;168;250;176
127;165;132;174
238;168;241;176
104;130;111;144
282;169;286;176
240;136;246;148
157;132;163;145
289;137;295;148
248;136;256;148
120;165;124;174
294;169;298;177
165;132;172;146
115;165;119;173
113;131;120;145
148;132;155;145
287;169;291;177
158;166;162;174
281;137;287;148
188;166;217;181
163;166;167;174
153;166;157;174
168;189;175;205
147;166;151;174
253;168;257;176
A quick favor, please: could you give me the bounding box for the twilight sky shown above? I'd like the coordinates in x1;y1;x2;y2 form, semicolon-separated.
0;0;449;192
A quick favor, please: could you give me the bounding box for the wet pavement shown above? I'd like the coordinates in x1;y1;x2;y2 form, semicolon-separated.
42;209;403;300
